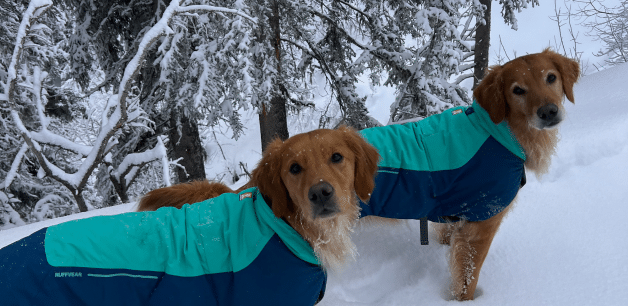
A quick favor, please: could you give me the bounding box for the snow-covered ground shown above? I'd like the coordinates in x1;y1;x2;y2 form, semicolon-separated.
2;61;627;305
3;1;628;302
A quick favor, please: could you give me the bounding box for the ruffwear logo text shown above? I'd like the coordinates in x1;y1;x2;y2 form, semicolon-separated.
55;272;82;278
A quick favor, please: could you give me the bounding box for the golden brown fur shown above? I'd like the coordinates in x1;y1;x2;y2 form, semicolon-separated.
137;180;233;211
433;49;580;300
138;126;380;272
473;48;579;175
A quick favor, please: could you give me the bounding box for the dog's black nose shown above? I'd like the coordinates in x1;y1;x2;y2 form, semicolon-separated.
309;182;334;203
309;182;338;218
537;104;559;121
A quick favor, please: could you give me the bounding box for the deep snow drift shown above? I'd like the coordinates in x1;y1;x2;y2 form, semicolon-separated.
1;64;627;306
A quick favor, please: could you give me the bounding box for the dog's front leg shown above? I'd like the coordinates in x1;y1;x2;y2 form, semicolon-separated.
448;205;512;300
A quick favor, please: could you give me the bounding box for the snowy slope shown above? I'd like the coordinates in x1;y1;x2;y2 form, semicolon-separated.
1;64;627;306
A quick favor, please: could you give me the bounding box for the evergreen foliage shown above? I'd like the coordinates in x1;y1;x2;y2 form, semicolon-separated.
0;0;538;228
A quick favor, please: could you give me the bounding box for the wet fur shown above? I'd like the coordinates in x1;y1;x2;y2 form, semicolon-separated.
434;49;580;300
138;126;379;272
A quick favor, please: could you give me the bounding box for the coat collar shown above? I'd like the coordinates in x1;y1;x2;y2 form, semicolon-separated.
468;100;526;161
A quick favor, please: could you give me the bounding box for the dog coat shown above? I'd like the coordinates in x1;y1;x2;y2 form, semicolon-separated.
359;101;526;222
0;188;326;306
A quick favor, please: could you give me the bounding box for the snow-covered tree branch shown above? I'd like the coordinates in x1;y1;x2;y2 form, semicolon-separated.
106;135;171;203
0;0;542;228
3;0;257;215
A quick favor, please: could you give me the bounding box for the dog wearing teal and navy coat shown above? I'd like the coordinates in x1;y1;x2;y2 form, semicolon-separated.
358;49;579;300
0;126;381;306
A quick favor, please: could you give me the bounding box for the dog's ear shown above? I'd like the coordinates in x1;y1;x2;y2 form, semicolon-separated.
338;126;380;203
544;48;580;103
251;138;294;219
473;65;506;124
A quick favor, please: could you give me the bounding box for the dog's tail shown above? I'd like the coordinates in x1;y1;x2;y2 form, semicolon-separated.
137;180;234;211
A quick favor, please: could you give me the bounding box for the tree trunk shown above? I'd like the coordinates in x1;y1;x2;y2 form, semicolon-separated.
258;0;289;152
473;0;492;89
259;95;289;152
73;191;89;212
168;107;206;183
110;175;130;203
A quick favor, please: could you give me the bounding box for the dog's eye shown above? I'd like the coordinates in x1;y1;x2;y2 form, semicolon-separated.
547;74;557;84
331;153;343;163
513;87;526;95
289;163;302;175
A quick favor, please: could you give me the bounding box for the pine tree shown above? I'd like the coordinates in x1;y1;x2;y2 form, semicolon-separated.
1;0;255;223
0;0;542;227
1;0;79;225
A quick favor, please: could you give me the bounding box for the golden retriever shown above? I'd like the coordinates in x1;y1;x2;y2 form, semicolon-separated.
434;48;580;300
139;126;380;271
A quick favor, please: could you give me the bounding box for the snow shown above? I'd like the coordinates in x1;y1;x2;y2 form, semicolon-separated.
32;194;63;222
2;144;28;189
2;61;627;305
114;138;168;183
2;2;628;304
176;5;257;23
4;0;53;102
157;136;172;187
33;66;50;129
30;129;92;157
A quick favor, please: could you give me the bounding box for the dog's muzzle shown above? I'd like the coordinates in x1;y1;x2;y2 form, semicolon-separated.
535;103;562;129
309;182;339;219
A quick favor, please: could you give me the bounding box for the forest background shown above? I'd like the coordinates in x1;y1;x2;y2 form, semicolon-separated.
1;0;626;229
